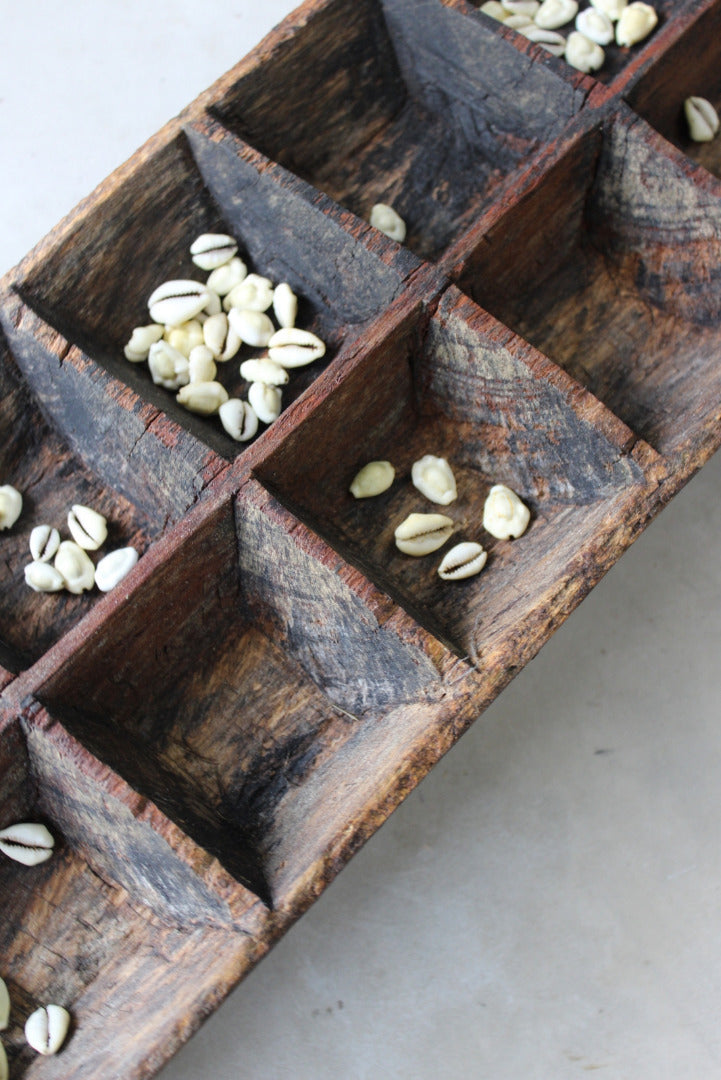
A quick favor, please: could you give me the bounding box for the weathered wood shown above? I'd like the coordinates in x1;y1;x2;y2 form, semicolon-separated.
212;0;587;260
450;106;721;460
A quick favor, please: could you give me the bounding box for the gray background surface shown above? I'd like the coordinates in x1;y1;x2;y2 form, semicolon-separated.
3;5;721;1078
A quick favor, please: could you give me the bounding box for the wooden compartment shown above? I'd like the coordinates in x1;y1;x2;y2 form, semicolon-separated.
26;490;453;915
211;0;587;261
0;710;264;1079
8;123;420;462
253;287;657;662
0;328;179;676
627;0;721;178
446;105;721;461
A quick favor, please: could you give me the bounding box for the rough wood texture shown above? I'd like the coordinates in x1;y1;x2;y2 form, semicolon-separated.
0;0;720;1075
213;0;587;260
450;106;721;460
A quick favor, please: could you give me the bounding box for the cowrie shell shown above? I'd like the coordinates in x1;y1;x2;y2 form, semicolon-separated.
54;541;95;593
0;822;54;866
223;274;274;313
438;542;487;580
29;524;60;562
123;323;163;362
67;504;107;551
482;484;530;539
25;1004;70;1056
207;256;247;297
350;461;395;499
176;381;229;416
394;513;454;556
273;282;298;329
267;328;326;368
0;485;22;530
615;0;656;45
148;280;210;326
95;547;139;592
24;561;65;593
148;341;190;390
411;455;457;505
190;232;237;271
684;96;720;142
228;308;275;348
535;0;577;27
0;975;9;1031
575;6;614;42
369;203;406;242
240;358;289;386
219;399;259;442
248;381;282;424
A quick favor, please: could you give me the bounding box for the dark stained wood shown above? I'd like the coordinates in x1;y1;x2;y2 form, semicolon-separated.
448;106;721;460
0;0;720;1075
212;0;588;260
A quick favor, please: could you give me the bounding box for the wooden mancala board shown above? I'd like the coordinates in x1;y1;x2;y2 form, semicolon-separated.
1;0;721;1074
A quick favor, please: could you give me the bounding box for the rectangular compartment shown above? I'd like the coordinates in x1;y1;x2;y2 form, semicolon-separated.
0;711;262;1080
253;286;657;665
0;328;183;675
446;105;721;461
211;0;587;261
27;490;454;914
627;0;721;178
7;122;421;463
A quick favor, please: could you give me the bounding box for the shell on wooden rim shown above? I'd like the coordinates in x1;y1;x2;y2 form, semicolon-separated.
437;542;487;580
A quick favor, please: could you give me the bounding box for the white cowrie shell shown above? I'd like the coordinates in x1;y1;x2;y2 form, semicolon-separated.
350;461;395;498
223;274;274;313
219;324;242;362
394;513;454;556
268;328;326;368
273;282;298;329
0;822;54;866
228;308;275;348
482;484;530;539
240;358;289;386
188;345;217;383
534;0;577;27
30;524;60;562
123;323;163;362
25;1004;70;1056
190;232;238;271
369;203;406;242
684;96;720;142
502;0;540;11
54;541;95;593
148;280;210;326
504;13;535;27
0;975;9;1030
207;256;247;297
479;0;507;17
164;319;204;358
590;0;626;18
24;561;65;593
248;381;282;424
202;312;229;357
565;30;605;71
575;6;614;42
0;485;22;530
202;289;222;317
219;398;259;442
615;1;657;45
148;340;190;390
67;504;107;551
95;547;139;592
176;380;229;416
411;455;457;506
438;542;487;581
520;25;566;52
0;1040;7;1080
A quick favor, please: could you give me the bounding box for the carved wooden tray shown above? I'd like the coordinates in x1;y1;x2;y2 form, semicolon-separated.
2;0;720;1074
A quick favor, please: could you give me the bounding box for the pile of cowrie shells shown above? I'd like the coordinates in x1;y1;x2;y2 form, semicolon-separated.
23;504;138;595
0;826;72;1070
349;454;531;581
479;0;658;72
123;233;326;443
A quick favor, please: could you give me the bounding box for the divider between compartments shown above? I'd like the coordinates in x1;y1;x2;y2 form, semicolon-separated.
0;293;226;529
